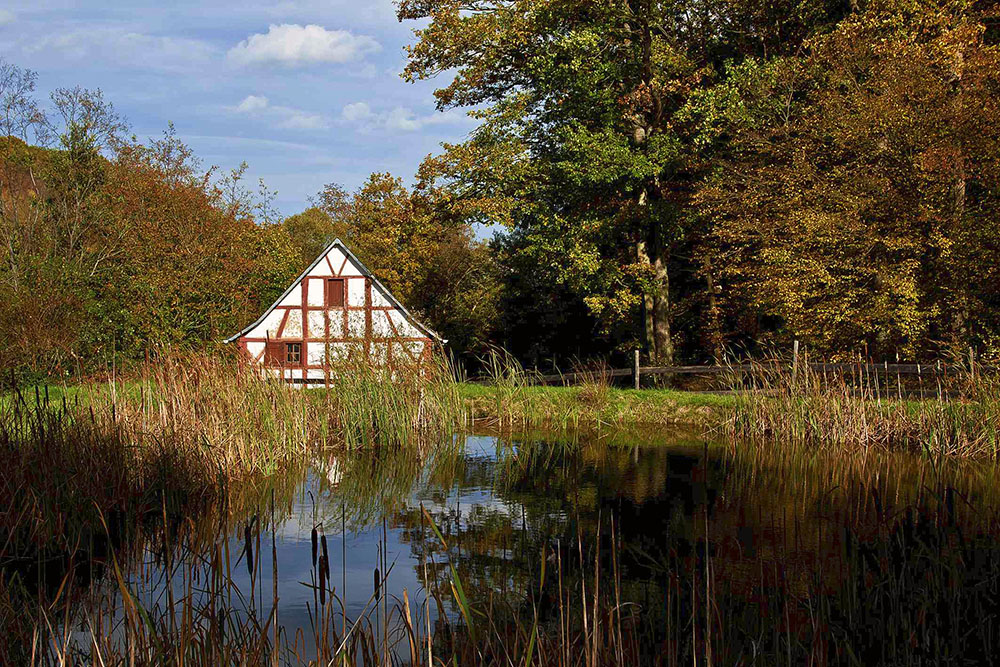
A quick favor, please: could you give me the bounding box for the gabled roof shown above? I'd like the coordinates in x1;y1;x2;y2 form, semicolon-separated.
224;238;445;344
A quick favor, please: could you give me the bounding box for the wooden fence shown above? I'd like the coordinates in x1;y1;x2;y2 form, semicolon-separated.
524;361;997;387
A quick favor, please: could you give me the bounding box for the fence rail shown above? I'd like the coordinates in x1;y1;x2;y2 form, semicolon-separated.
485;361;998;387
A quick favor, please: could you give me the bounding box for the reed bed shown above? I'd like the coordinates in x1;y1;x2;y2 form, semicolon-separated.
728;360;1000;457
0;350;461;574
13;456;1000;667
10;349;1000;664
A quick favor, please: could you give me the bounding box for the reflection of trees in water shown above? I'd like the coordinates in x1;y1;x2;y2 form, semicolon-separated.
306;435;467;530
11;432;1000;665
391;435;1000;665
389;435;728;662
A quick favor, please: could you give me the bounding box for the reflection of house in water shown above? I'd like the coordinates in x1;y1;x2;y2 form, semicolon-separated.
315;456;342;487
225;239;444;385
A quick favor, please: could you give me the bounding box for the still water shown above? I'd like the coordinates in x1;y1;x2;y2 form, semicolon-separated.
130;432;720;651
24;429;1000;664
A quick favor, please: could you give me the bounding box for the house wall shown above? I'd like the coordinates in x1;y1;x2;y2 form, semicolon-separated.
237;246;432;383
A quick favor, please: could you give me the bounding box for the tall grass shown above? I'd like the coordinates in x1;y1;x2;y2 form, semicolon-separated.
474;347;538;430
317;350;462;450
0;350;460;568
728;361;1000;457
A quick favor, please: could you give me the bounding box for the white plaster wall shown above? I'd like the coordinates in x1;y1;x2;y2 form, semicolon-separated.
371;289;391;307
250;310;285;338
372;311;393;338
347;278;366;307
308;259;332;277
307;342;325;366
284;309;303;337
326;342;353;360
247;341;265;358
371;342;389;364
308;310;326;337
328;311;346;338
348;310;366;338
308;279;325;306
393;341;426;362
340;258;363;277
326;248;346;272
388;311;421;338
279;285;302;307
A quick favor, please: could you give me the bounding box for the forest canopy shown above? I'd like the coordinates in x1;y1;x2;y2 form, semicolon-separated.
2;0;999;379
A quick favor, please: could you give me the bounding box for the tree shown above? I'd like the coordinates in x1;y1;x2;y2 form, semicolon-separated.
0;60;301;375
281;206;348;270
0;64;129;374
399;0;846;363
692;0;1000;357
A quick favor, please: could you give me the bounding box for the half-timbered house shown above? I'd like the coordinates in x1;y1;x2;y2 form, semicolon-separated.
225;239;443;384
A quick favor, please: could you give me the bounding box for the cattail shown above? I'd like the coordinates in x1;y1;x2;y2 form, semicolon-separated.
319;555;327;606
321;533;330;582
245;523;253;576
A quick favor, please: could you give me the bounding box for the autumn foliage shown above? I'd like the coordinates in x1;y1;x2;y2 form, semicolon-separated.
0;67;299;378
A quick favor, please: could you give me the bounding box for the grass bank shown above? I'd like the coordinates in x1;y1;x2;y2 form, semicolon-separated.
459;381;733;430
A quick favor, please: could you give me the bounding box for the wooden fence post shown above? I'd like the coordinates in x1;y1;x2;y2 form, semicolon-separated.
792;340;800;383
633;349;640;390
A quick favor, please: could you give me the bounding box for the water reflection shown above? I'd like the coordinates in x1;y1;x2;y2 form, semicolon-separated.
7;428;1000;665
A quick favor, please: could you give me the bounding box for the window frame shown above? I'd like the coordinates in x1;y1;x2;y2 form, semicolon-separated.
285;341;302;366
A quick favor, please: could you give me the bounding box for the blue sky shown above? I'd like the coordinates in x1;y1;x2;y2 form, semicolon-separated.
0;1;477;217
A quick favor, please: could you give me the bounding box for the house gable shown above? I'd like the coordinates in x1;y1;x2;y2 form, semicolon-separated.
226;239;443;382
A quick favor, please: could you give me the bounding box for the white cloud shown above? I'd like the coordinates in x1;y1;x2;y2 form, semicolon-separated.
228;24;380;66
232;95;328;130
0;9;14;26
340;104;472;133
236;95;270;113
340;102;371;122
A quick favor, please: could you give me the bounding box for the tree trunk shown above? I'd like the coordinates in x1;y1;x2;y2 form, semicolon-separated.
650;224;673;365
637;238;655;358
948;48;969;348
632;0;671;364
703;257;724;362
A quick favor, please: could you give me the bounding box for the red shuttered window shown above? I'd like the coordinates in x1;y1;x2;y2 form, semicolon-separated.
264;340;302;367
326;278;345;307
264;340;284;366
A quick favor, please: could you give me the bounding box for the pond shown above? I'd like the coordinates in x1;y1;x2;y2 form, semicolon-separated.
8;428;1000;665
